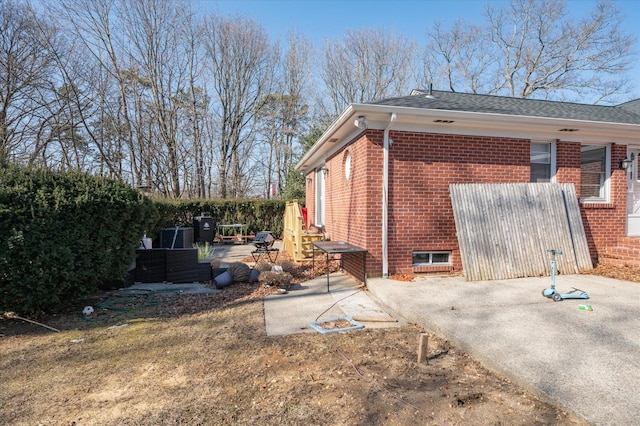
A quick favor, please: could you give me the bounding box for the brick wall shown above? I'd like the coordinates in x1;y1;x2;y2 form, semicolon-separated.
579;143;627;262
324;132;384;275
305;131;628;276
386;131;530;274
556;141;626;262
303;131;381;277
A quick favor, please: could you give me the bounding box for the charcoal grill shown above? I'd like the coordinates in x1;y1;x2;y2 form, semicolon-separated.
252;231;279;263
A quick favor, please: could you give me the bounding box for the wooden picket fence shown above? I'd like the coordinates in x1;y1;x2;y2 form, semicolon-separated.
450;183;592;281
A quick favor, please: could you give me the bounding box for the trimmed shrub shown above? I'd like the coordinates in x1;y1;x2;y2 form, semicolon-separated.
227;262;251;283
0;166;158;314
277;260;296;274
255;261;273;272
258;271;293;289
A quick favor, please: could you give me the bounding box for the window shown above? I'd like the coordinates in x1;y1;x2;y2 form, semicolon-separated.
344;151;351;180
629;152;638;182
315;167;326;226
530;142;553;182
580;145;609;201
412;251;451;266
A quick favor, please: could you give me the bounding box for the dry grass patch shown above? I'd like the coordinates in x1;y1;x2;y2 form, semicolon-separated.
2;253;614;425
1;298;587;425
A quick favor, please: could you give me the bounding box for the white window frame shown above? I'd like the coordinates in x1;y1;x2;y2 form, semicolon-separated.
580;144;611;203
344;151;352;181
412;251;451;267
315;167;326;226
530;141;556;183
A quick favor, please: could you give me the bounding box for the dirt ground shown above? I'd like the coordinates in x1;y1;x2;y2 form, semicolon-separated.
2;259;633;425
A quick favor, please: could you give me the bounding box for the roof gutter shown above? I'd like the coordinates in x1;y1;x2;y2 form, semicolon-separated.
382;112;396;278
297;103;640;173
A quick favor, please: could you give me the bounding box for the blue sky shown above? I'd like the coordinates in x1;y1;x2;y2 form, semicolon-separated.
197;0;640;100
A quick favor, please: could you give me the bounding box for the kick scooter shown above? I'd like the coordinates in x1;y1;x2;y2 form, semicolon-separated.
542;249;589;302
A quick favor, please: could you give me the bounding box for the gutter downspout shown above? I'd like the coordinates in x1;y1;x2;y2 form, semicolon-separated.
382;112;396;278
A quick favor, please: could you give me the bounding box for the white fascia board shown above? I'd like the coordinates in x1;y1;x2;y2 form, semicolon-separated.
392;115;639;144
295;105;356;174
296;103;640;172
300;129;367;173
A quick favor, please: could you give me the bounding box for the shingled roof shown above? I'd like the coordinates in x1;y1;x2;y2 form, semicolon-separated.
368;89;640;125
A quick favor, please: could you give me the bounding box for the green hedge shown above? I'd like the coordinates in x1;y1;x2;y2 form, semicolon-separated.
0;166;157;314
0;164;288;315
151;199;286;240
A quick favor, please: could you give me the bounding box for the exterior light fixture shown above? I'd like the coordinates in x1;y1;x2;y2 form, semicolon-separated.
620;153;635;170
354;116;368;129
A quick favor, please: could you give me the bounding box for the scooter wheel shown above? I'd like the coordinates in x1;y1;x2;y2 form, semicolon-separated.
552;293;563;302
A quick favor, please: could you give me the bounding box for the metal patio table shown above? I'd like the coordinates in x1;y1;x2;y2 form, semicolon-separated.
312;241;367;292
217;223;247;244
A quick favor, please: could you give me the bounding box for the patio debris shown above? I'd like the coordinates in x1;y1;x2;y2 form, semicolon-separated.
389;273;415;281
2;311;60;333
309;316;364;334
107;323;129;330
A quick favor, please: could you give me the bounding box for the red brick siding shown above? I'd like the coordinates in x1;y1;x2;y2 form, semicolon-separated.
386;131;530;274
556;141;626;262
555;141;581;184
324;132;384;276
341;253;367;283
305;131;628;276
579;143;627;262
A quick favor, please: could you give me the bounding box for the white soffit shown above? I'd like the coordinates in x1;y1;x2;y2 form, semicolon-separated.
296;104;640;174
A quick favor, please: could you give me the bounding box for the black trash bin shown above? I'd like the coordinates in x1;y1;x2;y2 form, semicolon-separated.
193;216;216;244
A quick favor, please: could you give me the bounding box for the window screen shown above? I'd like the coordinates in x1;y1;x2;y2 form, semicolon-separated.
530;143;551;183
580;145;606;200
412;251;451;266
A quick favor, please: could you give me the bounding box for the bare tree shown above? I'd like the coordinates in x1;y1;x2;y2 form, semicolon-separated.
0;0;58;164
424;0;636;103
255;93;307;197
320;28;418;118
27;6;124;175
423;20;499;94
203;14;275;198
181;19;209;199
255;30;312;198
174;86;210;198
57;0;203;196
120;0;193;198
55;0;143;182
